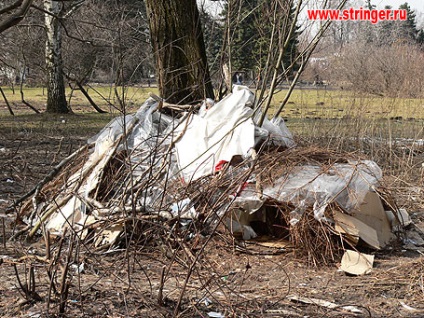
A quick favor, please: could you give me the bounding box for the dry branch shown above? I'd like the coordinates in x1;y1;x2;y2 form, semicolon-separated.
75;81;108;114
0;86;14;116
20;80;40;113
149;92;194;112
12;144;89;209
0;0;33;33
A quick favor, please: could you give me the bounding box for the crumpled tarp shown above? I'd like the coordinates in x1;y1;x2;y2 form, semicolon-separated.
264;160;382;224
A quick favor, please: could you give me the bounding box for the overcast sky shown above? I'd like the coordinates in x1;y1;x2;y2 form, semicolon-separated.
200;1;424;15
377;0;423;12
199;1;424;26
367;1;424;26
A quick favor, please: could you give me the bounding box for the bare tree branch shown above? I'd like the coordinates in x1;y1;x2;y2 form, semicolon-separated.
0;0;24;15
0;87;14;115
0;0;33;33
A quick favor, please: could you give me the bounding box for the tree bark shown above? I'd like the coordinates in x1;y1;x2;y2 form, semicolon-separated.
44;0;68;113
145;0;214;104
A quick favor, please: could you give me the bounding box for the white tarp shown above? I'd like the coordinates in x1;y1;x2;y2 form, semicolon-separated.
175;85;295;182
175;86;256;182
228;159;386;243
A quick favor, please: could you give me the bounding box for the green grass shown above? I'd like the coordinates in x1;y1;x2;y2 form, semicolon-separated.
1;85;424;142
1;85;424;120
0;85;158;116
267;88;424;120
0;85;158;138
0;112;113;138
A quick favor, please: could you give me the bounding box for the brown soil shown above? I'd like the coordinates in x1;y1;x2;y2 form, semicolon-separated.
1;114;424;318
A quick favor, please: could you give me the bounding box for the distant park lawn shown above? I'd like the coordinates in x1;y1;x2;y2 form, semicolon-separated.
1;85;424;120
269;87;424;120
0;85;423;154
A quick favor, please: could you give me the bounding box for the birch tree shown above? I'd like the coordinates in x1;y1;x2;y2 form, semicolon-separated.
44;0;68;113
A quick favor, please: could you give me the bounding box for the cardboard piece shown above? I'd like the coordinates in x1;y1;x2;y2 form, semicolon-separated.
333;210;380;249
333;191;395;249
94;223;123;246
397;208;412;227
352;191;393;247
386;208;412;228
340;250;374;276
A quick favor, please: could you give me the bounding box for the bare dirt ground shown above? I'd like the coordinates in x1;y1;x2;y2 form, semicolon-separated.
1;113;424;318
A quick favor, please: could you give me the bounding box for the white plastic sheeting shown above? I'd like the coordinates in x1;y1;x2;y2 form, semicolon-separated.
254;113;295;149
231;160;382;228
175;86;256;182
44;98;176;235
175;85;295;182
264;160;382;224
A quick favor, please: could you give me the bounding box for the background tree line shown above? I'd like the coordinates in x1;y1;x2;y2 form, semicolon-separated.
306;1;424;98
0;0;348;114
0;0;152;113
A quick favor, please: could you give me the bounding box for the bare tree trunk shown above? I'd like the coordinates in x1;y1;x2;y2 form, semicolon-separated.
145;0;214;104
44;0;68;113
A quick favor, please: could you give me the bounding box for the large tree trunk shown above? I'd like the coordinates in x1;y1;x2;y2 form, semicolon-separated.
44;0;68;113
145;0;214;104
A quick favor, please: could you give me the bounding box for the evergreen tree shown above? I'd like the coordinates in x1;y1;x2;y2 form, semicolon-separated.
417;29;424;45
365;0;374;10
364;0;376;43
283;2;300;74
221;0;299;80
377;6;395;46
398;3;418;43
200;8;223;77
226;0;259;72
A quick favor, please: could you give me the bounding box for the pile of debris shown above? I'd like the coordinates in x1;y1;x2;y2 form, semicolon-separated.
15;86;413;270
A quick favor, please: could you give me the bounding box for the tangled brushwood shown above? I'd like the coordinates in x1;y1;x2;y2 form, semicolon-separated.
12;87;403;266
